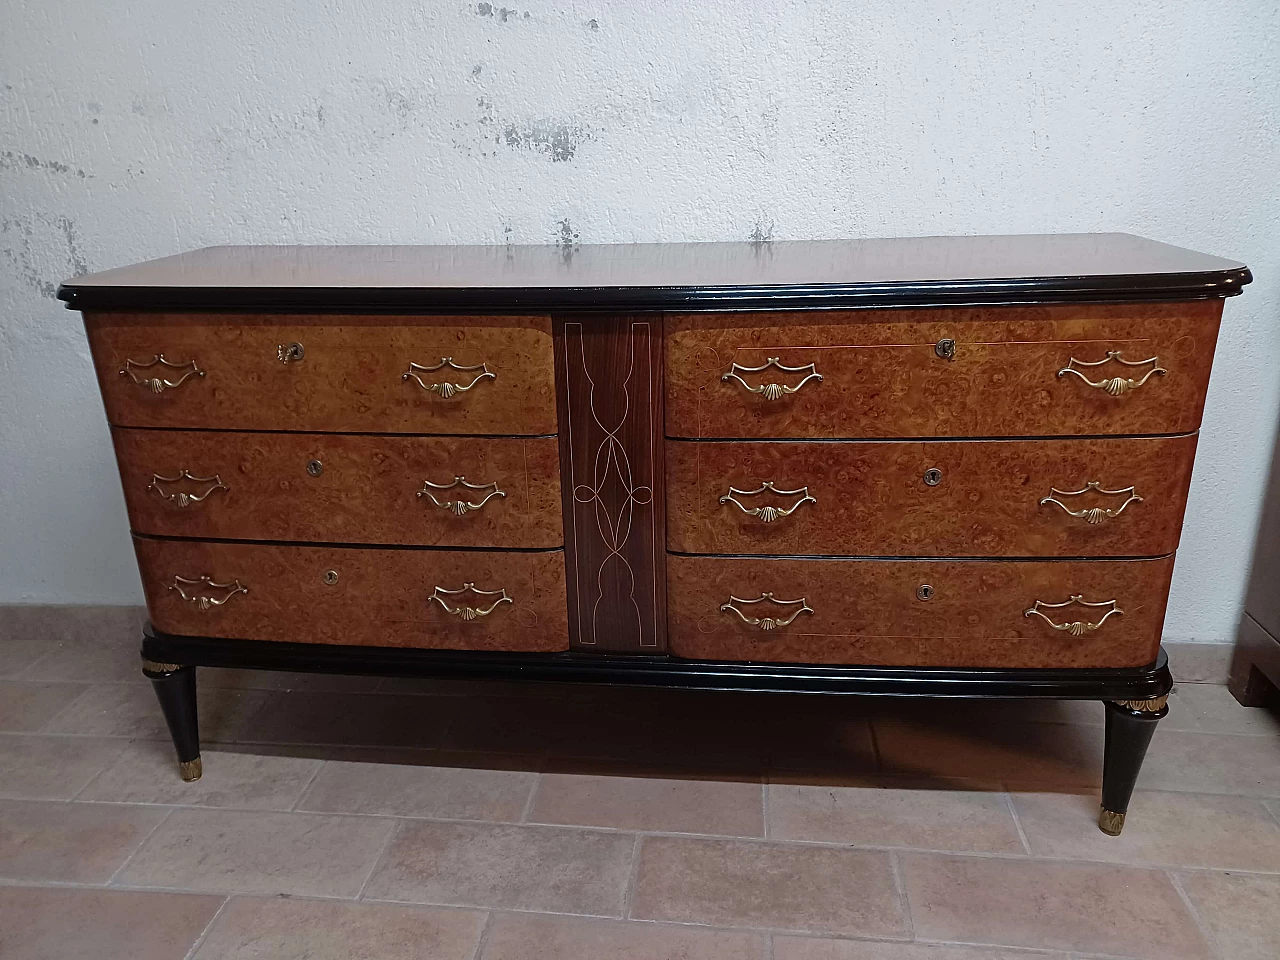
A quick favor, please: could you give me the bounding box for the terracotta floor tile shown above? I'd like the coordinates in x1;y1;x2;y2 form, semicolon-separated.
773;938;1054;960
0;733;126;799
191;895;485;960
1174;682;1280;736
874;716;1103;786
0;617;57;677
530;773;764;836
296;759;534;820
1179;870;1280;960
80;740;324;810
480;912;768;960
0;680;89;731
630;836;906;937
0;885;222;959
363;820;634;914
116;807;395;897
1138;729;1280;796
1013;789;1280;870
900;852;1211;958
768;779;1023;853
42;682;271;743
239;691;457;749
0;798;167;882
9;605;147;682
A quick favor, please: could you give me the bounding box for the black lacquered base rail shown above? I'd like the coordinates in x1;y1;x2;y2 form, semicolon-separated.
141;625;1173;834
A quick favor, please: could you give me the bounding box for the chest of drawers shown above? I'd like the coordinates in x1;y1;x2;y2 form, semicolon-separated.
61;234;1250;835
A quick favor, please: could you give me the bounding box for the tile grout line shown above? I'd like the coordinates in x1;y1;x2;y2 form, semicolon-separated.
468;910;496;960
181;894;232;960
353;817;405;902
1003;791;1034;855
761;778;770;840
104;804;176;887
11;793;1280;877
619;834;645;920
288;755;329;812
763;931;774;960
31;683;102;735
888;850;915;941
519;773;542;823
1166;870;1223;960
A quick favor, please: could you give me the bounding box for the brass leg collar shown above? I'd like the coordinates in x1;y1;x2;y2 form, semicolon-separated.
1099;807;1126;836
1112;694;1169;713
179;757;202;782
142;659;183;675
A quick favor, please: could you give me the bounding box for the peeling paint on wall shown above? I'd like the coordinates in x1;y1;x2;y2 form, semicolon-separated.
475;3;529;22
0;152;90;179
501;120;588;162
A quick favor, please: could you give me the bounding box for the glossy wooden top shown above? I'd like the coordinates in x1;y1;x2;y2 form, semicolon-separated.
60;234;1250;313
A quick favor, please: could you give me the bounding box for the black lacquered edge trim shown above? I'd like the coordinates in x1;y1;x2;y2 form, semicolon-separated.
59;269;1251;313
142;626;1172;700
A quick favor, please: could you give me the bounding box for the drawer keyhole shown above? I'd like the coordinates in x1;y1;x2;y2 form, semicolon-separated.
923;468;943;487
916;584;935;601
323;570;339;585
306;460;324;477
935;339;956;360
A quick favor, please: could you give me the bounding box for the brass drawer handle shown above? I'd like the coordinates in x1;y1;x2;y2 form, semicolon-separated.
721;358;822;401
148;470;229;507
120;355;205;393
418;476;506;516
1057;351;1166;396
168;575;248;611
720;482;816;523
429;582;512;621
1040;482;1142;524
403;358;495;398
720;592;814;630
1024;595;1123;636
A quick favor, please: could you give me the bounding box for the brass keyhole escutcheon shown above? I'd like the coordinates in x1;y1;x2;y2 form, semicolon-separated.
307;460;323;477
935;338;956;360
923;468;943;486
323;570;339;585
278;342;305;363
916;584;935;601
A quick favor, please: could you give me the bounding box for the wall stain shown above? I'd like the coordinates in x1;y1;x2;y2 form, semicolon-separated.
501;120;588;162
475;3;529;22
0;151;90;179
749;218;775;244
586;18;599;30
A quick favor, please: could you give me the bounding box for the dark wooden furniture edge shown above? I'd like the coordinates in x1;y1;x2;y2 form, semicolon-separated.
1230;613;1280;706
59;271;1251;313
141;624;1171;699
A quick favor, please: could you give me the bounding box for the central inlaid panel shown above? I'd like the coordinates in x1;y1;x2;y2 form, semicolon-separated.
555;315;666;652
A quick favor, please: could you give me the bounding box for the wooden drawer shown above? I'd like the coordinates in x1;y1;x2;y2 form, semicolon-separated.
666;303;1220;438
112;429;562;548
85;313;556;434
667;554;1174;668
667;434;1197;558
134;537;568;651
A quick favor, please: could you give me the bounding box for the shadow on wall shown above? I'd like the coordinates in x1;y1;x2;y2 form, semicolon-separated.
1229;380;1280;705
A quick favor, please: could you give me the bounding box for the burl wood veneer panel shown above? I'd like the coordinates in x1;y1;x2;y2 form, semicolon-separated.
555;315;666;652
85;313;556;435
113;429;562;548
134;538;568;651
666;434;1197;558
667;554;1174;668
666;303;1221;439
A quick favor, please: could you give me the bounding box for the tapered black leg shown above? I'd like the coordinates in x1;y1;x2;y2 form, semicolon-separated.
1099;695;1167;835
142;658;201;781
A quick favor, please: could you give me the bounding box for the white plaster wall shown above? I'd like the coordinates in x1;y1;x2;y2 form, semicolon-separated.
2;1;1277;643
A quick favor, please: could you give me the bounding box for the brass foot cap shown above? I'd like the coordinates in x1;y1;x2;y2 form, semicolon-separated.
179;757;202;782
1099;807;1126;836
